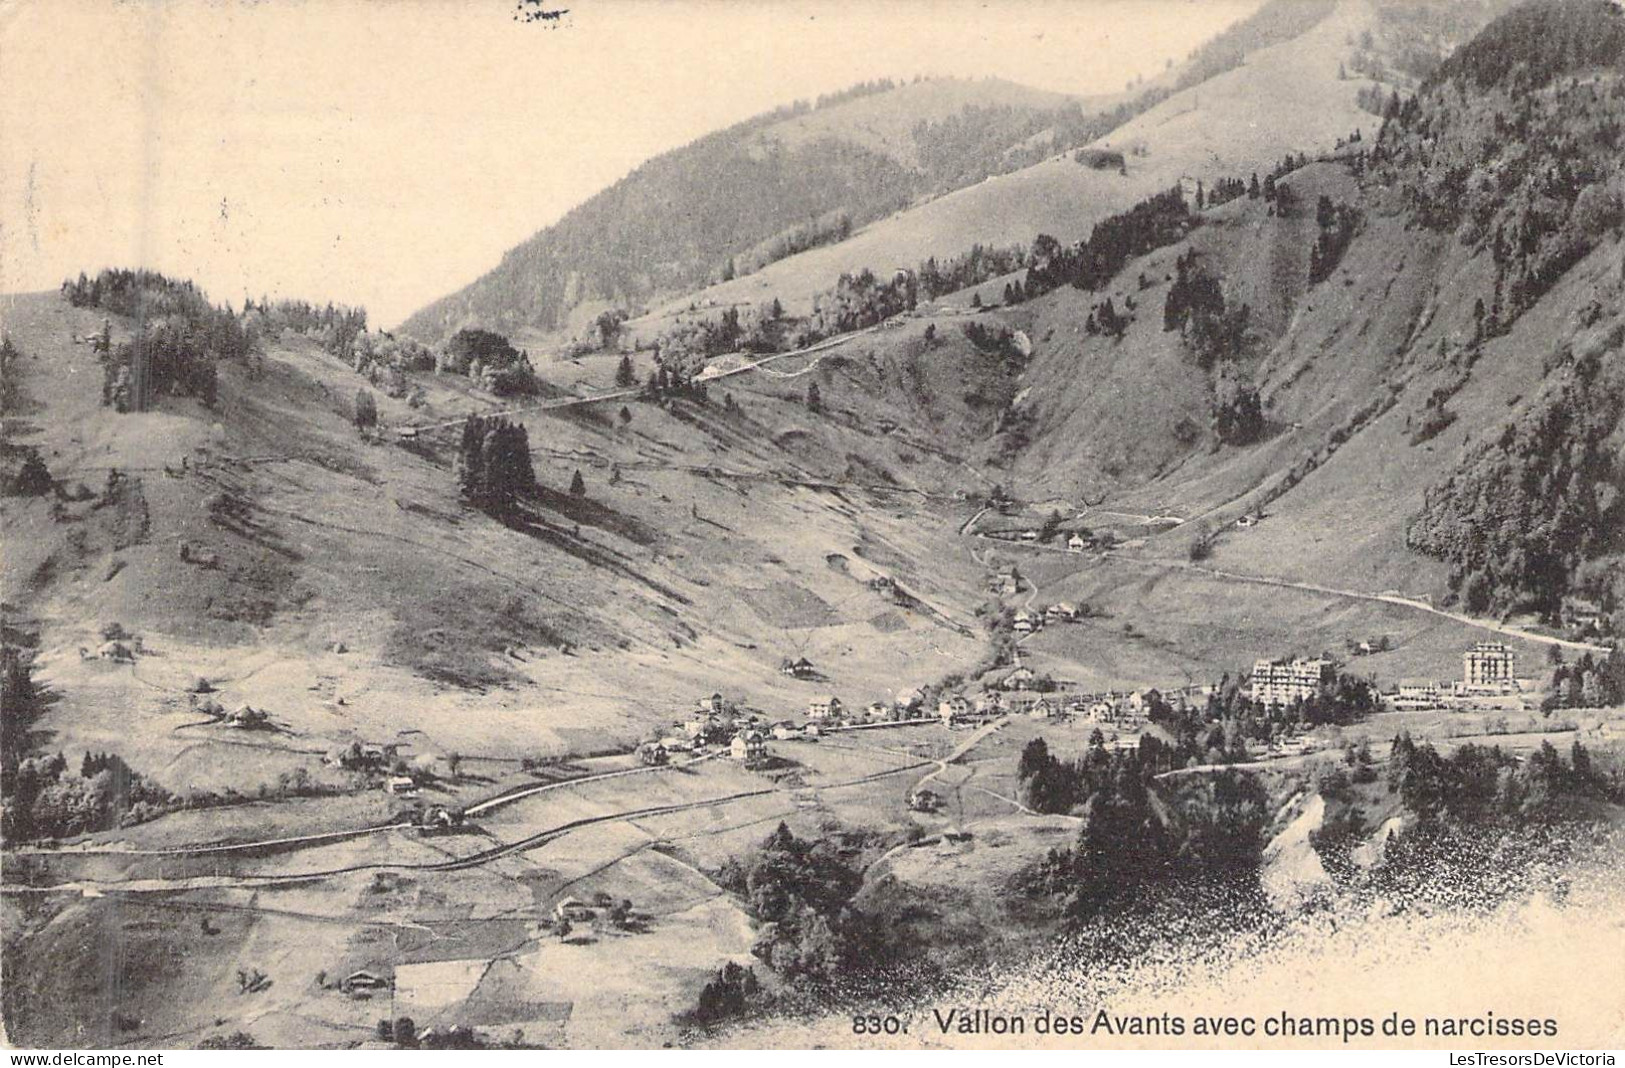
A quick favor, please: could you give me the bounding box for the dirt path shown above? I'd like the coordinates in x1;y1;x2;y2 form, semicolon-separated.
959;514;1611;656
399;326;882;434
1118;556;1614;655
4;757;936;896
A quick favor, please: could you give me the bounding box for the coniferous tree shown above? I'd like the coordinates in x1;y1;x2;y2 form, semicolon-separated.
805;381;822;413
456;415;534;516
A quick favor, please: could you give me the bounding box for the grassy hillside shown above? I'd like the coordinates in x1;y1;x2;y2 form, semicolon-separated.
0;289;1011;801
397;77;1123;347
627;0;1389;330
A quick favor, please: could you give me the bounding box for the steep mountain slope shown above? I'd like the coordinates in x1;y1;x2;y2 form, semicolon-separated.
624;0;1397;329
397;77;1111;346
406;0;1498;349
947;0;1625;634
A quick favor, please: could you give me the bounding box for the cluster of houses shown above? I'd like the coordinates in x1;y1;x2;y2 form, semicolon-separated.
935;682;1156;731
644;693;777;767
990;530;1097;552
1011;601;1086;634
1384;642;1531;712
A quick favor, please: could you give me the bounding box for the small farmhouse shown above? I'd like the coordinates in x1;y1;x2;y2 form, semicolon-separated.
730;730;767;763
780;656;816;679
807;696;842;721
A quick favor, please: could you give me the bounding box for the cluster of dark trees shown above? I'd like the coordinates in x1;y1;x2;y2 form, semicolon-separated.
714;822;870;982
916;244;1027;303
62;269;252;359
1373;1;1624;329
1015;736;1270;920
1163;249;1251;371
3;448;53;498
960;321;1026;362
1388;734;1619;827
1084;296;1132;340
642;365;710;402
1307;195;1359;285
807;268;918;339
1316;730;1621;904
1542;650;1623;711
456;415;536;516
1;748;176;842
250;297;369;360
1425;0;1625;94
1210;374;1266;446
657;305;749;367
374;1018;487;1049
1024;187;1194;297
1196;175;1252;210
1407;348;1624;620
64;269;255;410
691;962;764;1025
440;328;539;397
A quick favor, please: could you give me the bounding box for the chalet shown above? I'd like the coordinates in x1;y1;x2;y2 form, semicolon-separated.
865;702;889;722
772;723;798;741
802;723;823;738
1046;602;1079;621
972;692;1003;716
385;776;418;796
895;688;925;712
637;742;669;766
780;657;816;679
1019;530;1039;542
1087;700;1115;723
992;573;1020;596
659;736;690;753
224;704;268;729
730;730;768;763
1026;699;1055;721
1011;613;1034;635
97;640;134;662
554;897;595;922
339;970;391;995
999;665;1037;691
697;693;726;716
1236;514;1258;528
1067;533;1087;553
909;788;942;813
418;805;465;832
807;696;843;721
938;695;971;724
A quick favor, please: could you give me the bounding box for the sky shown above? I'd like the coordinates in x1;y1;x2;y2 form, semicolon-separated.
0;0;1258;328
